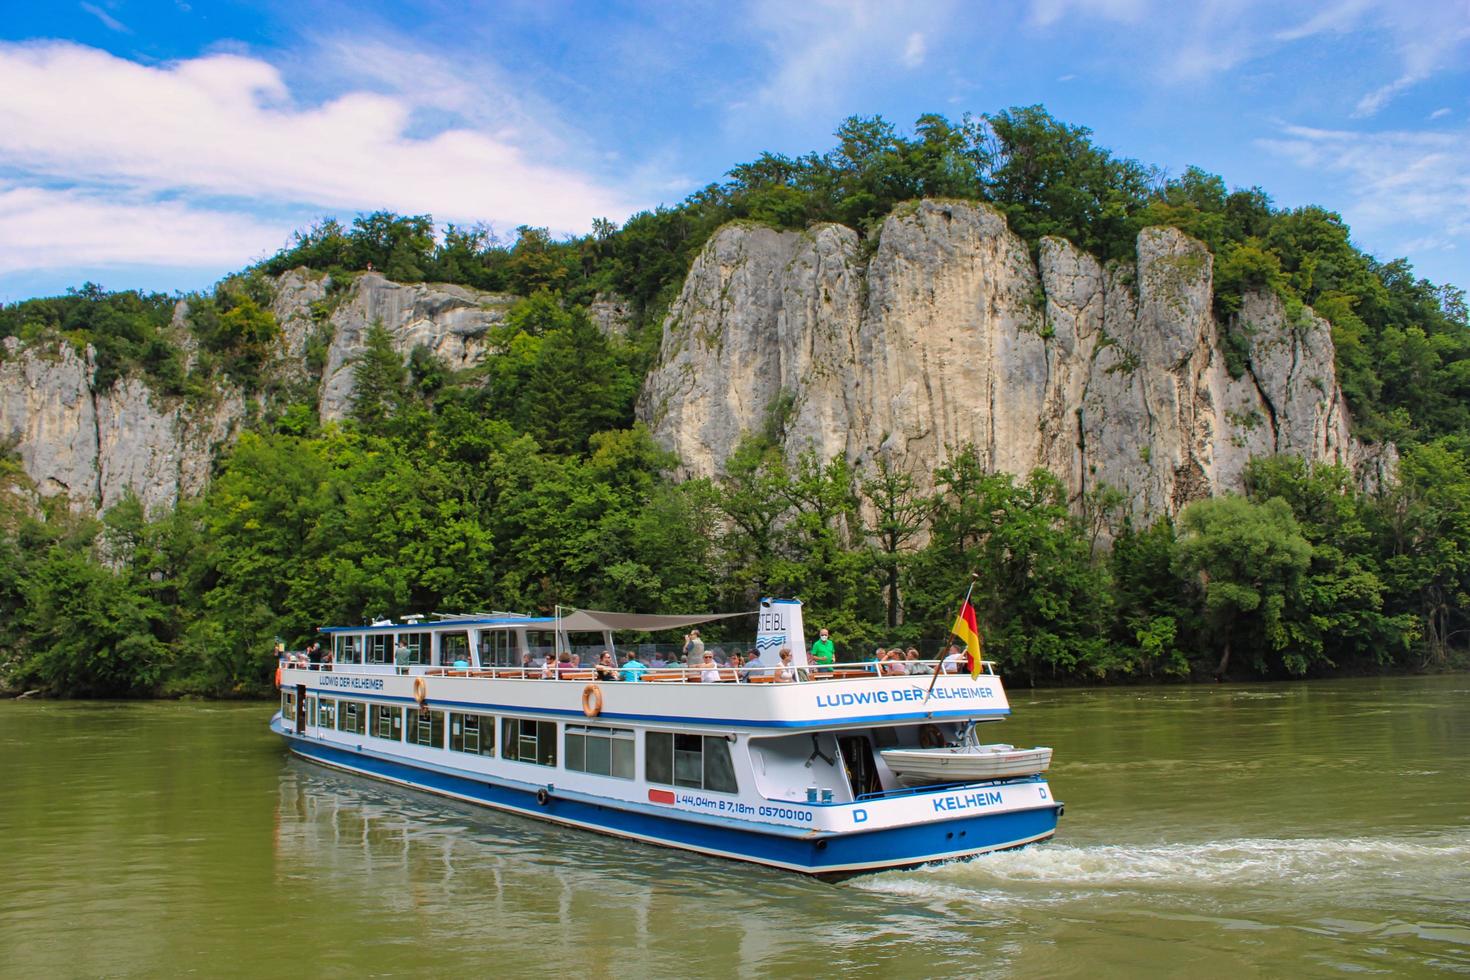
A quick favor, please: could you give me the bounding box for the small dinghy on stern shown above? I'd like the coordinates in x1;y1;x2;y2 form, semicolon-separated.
881;728;1053;786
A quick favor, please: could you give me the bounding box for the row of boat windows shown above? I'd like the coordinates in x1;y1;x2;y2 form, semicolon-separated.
332;630;515;666
283;692;736;793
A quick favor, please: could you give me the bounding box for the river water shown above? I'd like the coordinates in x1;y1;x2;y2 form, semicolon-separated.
1;676;1466;977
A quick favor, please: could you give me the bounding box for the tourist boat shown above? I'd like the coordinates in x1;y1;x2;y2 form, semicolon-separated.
270;599;1063;878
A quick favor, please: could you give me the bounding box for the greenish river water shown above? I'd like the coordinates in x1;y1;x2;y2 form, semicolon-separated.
1;676;1466;977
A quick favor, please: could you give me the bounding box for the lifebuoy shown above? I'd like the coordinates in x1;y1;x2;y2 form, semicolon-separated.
274;666;282;689
581;684;603;718
412;676;428;707
535;787;550;806
919;724;945;749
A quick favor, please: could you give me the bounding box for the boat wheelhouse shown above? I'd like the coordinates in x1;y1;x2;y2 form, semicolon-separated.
271;599;1061;877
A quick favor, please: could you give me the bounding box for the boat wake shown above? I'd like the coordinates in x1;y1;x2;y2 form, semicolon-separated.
856;832;1470;906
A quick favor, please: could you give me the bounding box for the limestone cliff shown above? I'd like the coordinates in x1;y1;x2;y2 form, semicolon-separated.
0;337;240;512
638;201;1390;515
1;200;1392;519
0;271;521;513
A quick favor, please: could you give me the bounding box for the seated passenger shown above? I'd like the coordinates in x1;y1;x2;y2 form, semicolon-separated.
699;652;722;683
620;654;648;682
869;647;887;674
556;651;576;678
594;650;619;681
904;648;932;675
883;650;908;675
941;644;965;673
774;648;799;683
742;654;766;681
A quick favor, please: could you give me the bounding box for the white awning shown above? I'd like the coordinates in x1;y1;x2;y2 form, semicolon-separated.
556;608;751;633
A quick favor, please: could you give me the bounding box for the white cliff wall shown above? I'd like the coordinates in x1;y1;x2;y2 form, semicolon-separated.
639;200;1384;515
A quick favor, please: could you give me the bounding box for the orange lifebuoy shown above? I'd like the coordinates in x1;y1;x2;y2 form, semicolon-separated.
919;724;945;749
581;684;603;718
274;666;282;689
412;676;428;707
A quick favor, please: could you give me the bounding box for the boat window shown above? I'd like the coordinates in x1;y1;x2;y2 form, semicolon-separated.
406;708;444;748
336;634;362;665
366;634;392;666
501;717;556;766
369;703;402;741
317;698;336;730
565;725;634;779
646;731;737;794
306;696;316;727
440;632;470;666
481;629;519;669
338;700;366;735
449;712;496;756
281;690;296;722
398;632;431;666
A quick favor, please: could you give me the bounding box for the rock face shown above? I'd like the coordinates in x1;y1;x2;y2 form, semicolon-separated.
314;273;519;423
639;201;1384;516
0;272;523;512
0;338;240;513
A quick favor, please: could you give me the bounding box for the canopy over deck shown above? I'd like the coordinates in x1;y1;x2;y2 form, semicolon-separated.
556;608;751;633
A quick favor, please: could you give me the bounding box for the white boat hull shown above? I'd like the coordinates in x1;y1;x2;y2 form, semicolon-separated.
881;744;1053;785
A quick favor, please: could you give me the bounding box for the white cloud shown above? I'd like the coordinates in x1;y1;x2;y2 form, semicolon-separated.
1430;107;1452;120
0;183;288;273
1029;0;1148;28
745;0;957;118
79;2;131;34
1259;122;1470;274
903;32;927;68
0;41;645;236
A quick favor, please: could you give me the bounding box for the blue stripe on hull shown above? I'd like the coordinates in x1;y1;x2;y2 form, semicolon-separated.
283;734;1059;876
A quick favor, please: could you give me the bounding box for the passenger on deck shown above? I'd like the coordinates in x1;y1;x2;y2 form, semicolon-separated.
594;650;619;681
620;653;648;682
904;648;932;674
941;644;965;673
683;630;705;666
869;647;887;674
742;654;766;681
774;648;799;683
540;655;556;679
699;651;722;684
883;650;909;675
556;651;576;678
306;642;323;665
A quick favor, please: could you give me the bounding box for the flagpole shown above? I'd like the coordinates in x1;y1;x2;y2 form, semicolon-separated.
923;571;980;712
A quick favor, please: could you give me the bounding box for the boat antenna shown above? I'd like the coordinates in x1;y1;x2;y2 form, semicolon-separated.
922;570;980;713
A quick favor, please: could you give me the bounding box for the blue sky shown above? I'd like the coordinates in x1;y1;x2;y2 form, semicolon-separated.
1;0;1466;303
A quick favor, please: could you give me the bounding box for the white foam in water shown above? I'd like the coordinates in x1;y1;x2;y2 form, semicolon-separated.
857;833;1470;901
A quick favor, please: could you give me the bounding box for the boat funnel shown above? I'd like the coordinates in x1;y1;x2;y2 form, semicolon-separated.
754;598;808;667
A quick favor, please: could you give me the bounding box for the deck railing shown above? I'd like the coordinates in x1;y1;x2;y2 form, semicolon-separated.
280;658;999;683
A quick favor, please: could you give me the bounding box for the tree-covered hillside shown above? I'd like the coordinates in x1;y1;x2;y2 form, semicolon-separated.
2;106;1467;697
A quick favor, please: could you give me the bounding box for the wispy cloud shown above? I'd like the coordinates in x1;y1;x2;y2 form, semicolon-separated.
903;32;927;69
745;0;957;119
79;2;131;34
1260;122;1470;275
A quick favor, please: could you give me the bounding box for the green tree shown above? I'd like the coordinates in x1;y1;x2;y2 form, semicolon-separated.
1174;495;1312;678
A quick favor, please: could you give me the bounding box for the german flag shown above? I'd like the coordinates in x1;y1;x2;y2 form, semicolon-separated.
952;600;984;680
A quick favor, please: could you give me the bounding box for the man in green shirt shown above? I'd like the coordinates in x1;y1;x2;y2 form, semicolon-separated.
810;628;835;670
